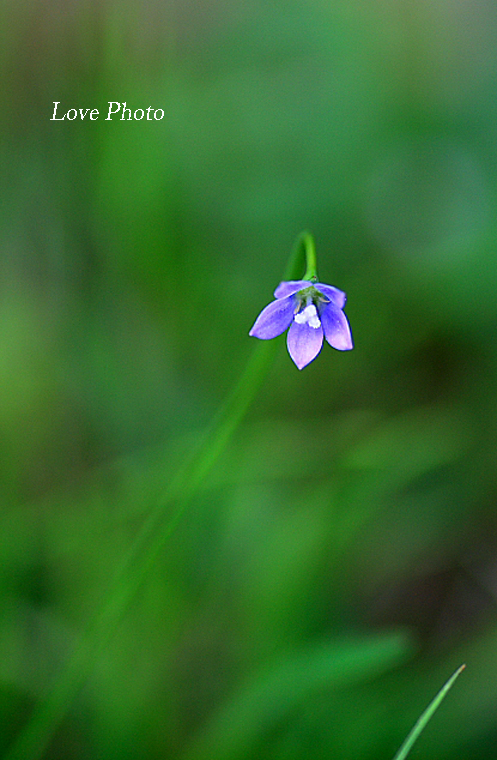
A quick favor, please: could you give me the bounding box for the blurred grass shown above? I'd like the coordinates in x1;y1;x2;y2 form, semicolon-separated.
2;0;497;758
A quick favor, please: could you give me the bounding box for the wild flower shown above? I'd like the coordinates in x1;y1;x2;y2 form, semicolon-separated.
249;278;353;369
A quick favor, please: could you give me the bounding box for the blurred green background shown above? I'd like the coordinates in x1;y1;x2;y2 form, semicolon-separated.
2;0;497;757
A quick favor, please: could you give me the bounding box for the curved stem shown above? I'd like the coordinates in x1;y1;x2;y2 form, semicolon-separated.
4;236;305;760
286;230;318;282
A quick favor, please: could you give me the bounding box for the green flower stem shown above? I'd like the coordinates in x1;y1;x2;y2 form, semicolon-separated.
392;664;466;760
290;230;318;282
4;234;309;760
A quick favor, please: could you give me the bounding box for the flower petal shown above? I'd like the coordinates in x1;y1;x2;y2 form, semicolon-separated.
249;296;295;339
320;305;353;350
315;282;347;309
286;320;323;369
274;280;311;299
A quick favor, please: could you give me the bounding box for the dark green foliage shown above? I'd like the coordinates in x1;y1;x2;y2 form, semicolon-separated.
1;1;496;757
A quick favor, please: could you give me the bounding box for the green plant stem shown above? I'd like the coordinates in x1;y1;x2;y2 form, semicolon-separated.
392;664;466;760
292;230;318;281
5;233;310;760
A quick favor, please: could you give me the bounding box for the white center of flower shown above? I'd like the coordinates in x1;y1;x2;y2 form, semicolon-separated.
294;303;321;329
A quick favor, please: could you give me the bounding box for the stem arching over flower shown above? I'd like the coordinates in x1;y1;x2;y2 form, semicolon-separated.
249;234;353;369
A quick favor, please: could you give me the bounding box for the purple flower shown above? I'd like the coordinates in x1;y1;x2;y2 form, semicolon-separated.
249;279;353;369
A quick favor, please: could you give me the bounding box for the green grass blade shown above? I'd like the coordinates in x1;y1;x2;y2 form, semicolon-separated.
4;227;313;760
182;631;414;760
4;342;278;760
392;664;466;760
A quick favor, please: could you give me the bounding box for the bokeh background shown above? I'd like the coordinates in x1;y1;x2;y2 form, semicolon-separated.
2;0;497;757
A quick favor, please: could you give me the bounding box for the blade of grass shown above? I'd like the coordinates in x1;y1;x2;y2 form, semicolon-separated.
182;631;414;760
4;235;308;760
392;664;466;760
